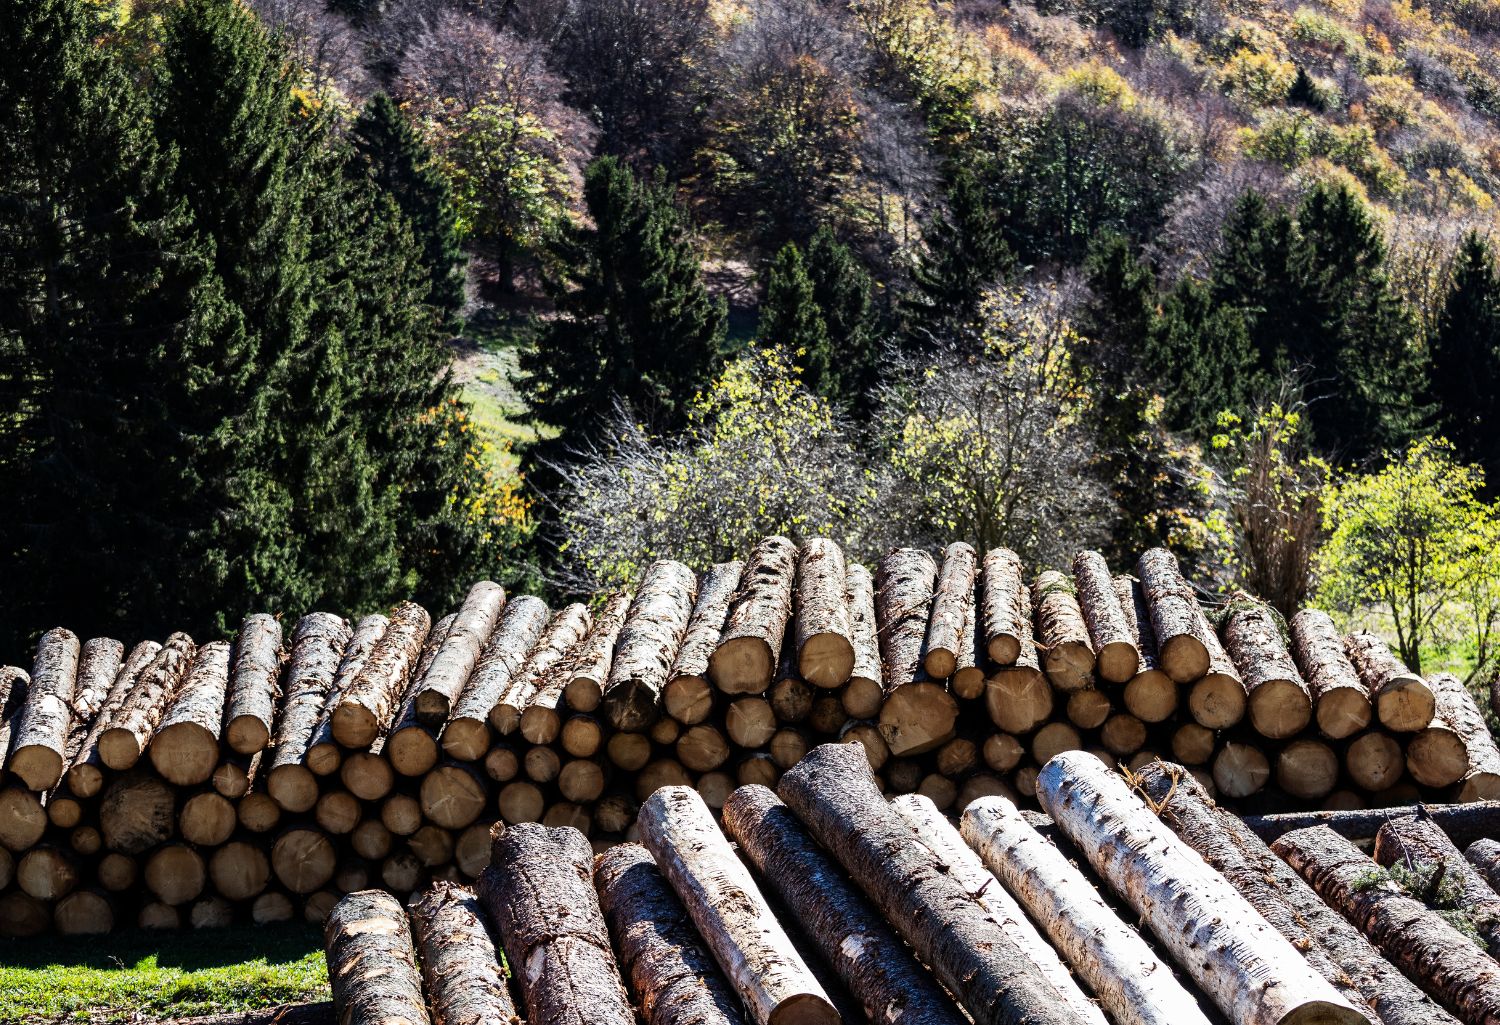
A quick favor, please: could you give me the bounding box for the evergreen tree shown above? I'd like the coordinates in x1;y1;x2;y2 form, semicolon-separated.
1287;67;1327;111
520;156;727;470
1431;232;1500;485
906;164;1015;338
806;225;880;411
1209;189;1301;377
351;93;467;332
760;243;831;393
1147;277;1260;438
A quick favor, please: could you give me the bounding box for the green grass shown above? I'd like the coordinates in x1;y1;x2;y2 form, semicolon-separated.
0;924;327;1024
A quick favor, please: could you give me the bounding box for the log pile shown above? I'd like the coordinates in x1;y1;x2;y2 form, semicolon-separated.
2;539;1498;936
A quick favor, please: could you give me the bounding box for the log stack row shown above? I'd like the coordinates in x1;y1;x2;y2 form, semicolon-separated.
325;744;1500;1025
1;538;1497;935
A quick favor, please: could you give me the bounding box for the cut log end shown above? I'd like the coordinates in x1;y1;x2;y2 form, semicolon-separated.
710;637;776;696
1377;679;1436;733
1248;680;1313;739
878;683;957;757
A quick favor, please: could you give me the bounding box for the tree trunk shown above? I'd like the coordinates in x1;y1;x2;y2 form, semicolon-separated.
723;784;966;1025
414;580;506;726
9;628;80;792
386;613;456;777
1345;732;1405;793
1136;549;1208;682
677;723;731;772
331;601;431;749
1188;605;1246;729
443;596;550;760
711;536;798;696
1032;571;1096;692
1466;839;1500;894
305;614;388;776
594;842;747;1025
1074;552;1137;684
980;548;1028;665
842;563;883;719
604;560;698;731
491;603;591;735
1223;604;1311;739
149;640;231;786
210;841;271;901
1212;740;1270;798
323;889;431;1025
1274;825;1500;1025
1409;674;1500;798
1345;633;1434;733
266;614;351;812
985;581;1052;734
665;562;743;723
1291;610;1370;740
1066;688;1112;729
408;880;518;1025
1037;751;1365;1025
54;889;113;936
478;822;635;1025
638;785;838;1025
1132;761;1452;1025
97;632;196;771
54;638;121;780
961;794;1216;1025
776;742;1085;1025
874;549;955;756
795;539;855;688
563;589;632;714
17;844;77;900
66;640;157;797
924;542;977;681
225;614;285;755
144;842;206;905
1373;810;1500;955
179;791;235;846
1114;576;1176;722
727;697;777;749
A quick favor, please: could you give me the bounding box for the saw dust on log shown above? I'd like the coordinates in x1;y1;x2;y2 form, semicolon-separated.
414;580;506;727
1290;610;1370;739
1073;552;1137;684
874;549;956;757
443;596;549;760
332;601;430;749
150;641;231;786
711;537;798;696
1345;633;1434;733
224;615;284;755
603;560;698;731
664;562;742;724
408;880;518;1025
324;889;431;1025
795;539;855;688
1223;603;1311;739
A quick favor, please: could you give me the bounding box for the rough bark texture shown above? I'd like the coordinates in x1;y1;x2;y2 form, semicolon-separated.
665;562;743;723
444;597;549;760
266;614;352;811
1223;604;1312;739
841;563;883;719
604;561;698;731
332;601;431;750
961;794;1216;1025
594;842;747;1025
1243;803;1500;847
638;785;837;1025
323;889;431;1025
99;632;195;771
9;628;80;792
874;550;955;756
793;539;855;688
67;640;158;795
711;537;799;696
58;638;123;772
224;615;285;755
478;822;635;1025
407;880;518;1025
1290;610;1371;740
723;784;965;1025
1032;571;1095;692
414;580;506;726
306;615;388;775
1345;633;1434;733
980;548;1027;665
985;583;1052;735
1372;811;1500;956
777;742;1084;1025
564;590;633;713
923;543;977;681
1411;674;1500;798
1466;839;1500;894
385;613;456;776
1133;761;1452;1025
1136;549;1208;682
492;604;591;734
1274;825;1500;1025
150;641;232;786
1074;552;1137;684
1037;751;1365;1025
1188;606;1246;730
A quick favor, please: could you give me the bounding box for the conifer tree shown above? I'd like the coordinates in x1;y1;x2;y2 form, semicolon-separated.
520;156;726;469
352;92;467;331
806;225;880;410
1147;277;1259;438
1209;190;1301;377
760;242;831;392
1431;232;1500;485
906;164;1015;337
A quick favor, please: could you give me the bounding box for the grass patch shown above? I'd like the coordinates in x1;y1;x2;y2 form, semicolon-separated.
0;923;327;1024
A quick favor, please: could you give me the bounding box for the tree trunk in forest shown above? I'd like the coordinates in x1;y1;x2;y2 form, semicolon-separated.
1136;549;1208;683
414;580;506;726
1345;634;1434;733
711;537;798;696
795;539;855;688
324;890;431;1025
150;641;231;786
443;597;549;760
604;560;698;731
665;562;742;724
1074;552;1137;684
224;615;285;755
1223;604;1311;739
1291;611;1370;740
408;880;518;1025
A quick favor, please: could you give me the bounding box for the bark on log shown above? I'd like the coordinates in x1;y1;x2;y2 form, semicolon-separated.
98;632;196;770
961;794;1216;1025
564;589;632;714
1409;674;1500;798
796;539;855;687
874;549;955;756
980;548;1028;665
224;614;284;755
0;666;27;780
305;614;388;776
924;542;977;681
323;889;431;1025
1037;751;1366;1025
1274;825;1500;1025
985;582;1052;734
414;580;506;726
332;601;431;749
385;613;456;777
10;628;80;792
149;640;231;785
408;880;518;1025
1345;634;1434;733
492;604;591;735
842;563;883;719
665;562;742;724
1223;604;1312;739
266;614;352;812
59;639;121;779
478;822;635;1025
638;785;838;1025
1074;552;1138;684
1466;839;1500;894
594;842;747;1025
604;560;698;731
711;537;799;695
1032;571;1096;692
1115;576;1176;722
1373;811;1500;954
723;785;966;1025
777;742;1085;1025
444;596;549;760
1133;761;1453;1025
1136;549;1209;682
66;639;158;797
1291;611;1371;740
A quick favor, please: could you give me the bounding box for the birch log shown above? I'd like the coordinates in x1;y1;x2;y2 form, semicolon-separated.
414;580;506;726
795;539;855;688
443;597;549;760
711;537;798;695
1290;611;1370;740
603;560;698;731
665;562;742;724
224;615;284;755
9;629;80;791
407;880;518;1025
323;889;431;1025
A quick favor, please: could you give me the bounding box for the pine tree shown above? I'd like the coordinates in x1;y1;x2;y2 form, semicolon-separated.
906;164;1015;338
760;243;831;393
806;225;880;411
1147;277;1260;437
1431;232;1500;485
351;93;466;332
1209;190;1301;378
1287;67;1326;111
520;156;726;469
